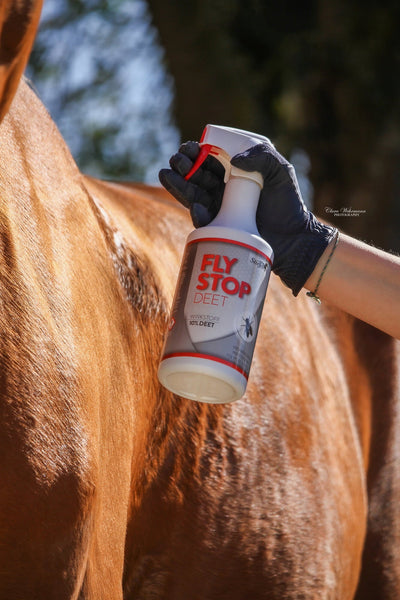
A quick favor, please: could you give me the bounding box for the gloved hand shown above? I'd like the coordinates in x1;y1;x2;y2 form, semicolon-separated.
159;141;225;228
159;140;337;296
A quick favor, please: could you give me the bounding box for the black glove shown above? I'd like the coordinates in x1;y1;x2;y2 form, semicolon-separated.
159;140;337;296
159;141;224;228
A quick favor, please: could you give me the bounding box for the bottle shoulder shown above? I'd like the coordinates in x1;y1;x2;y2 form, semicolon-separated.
186;225;274;261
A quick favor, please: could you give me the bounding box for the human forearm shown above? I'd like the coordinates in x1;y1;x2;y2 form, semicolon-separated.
160;141;400;339
305;233;400;339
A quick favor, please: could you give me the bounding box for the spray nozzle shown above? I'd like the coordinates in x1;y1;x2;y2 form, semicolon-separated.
184;124;268;187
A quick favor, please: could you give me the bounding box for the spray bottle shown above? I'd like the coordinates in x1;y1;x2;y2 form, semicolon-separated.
158;125;274;403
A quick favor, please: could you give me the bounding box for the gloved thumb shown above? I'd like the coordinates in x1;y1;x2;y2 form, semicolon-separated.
231;142;290;180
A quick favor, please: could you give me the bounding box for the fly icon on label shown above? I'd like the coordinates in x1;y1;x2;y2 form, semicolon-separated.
236;314;257;343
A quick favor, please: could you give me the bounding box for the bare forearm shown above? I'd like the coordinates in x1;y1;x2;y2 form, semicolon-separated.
305;233;400;339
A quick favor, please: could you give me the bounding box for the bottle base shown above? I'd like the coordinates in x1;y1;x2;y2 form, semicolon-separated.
158;356;247;404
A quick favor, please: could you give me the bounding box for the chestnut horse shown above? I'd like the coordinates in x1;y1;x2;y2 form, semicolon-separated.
0;2;399;599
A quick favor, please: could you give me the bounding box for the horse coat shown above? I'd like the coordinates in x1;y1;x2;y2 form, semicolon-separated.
0;2;399;598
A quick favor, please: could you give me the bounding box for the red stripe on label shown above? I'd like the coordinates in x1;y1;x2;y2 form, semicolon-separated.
162;352;249;380
187;237;272;265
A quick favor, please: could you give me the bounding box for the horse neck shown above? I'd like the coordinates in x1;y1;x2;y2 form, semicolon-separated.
0;78;208;509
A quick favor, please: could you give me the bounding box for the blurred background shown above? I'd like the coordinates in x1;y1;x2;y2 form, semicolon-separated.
28;0;400;252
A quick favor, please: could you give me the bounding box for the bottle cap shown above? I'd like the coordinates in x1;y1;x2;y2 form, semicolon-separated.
185;124;267;186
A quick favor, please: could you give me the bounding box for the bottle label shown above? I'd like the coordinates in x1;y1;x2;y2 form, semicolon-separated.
161;237;272;379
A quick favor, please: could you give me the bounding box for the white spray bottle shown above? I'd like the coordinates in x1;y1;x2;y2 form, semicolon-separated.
158;124;274;403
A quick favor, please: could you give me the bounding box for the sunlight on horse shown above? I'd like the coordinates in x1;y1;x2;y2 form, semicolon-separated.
0;2;399;599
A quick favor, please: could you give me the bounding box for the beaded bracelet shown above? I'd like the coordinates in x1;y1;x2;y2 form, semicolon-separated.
306;230;340;304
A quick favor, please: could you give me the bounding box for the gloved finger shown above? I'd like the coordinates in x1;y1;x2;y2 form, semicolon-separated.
202;154;226;179
190;203;214;228
179;140;226;179
167;142;202;178
169;151;193;178
159;168;195;209
179;140;200;161
170;154;224;192
189;163;224;191
159;168;215;210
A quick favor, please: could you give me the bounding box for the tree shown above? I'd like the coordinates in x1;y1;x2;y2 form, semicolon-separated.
148;0;400;251
28;0;179;183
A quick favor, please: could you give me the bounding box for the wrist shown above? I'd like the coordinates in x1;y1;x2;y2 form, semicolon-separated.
305;230;340;301
272;218;337;296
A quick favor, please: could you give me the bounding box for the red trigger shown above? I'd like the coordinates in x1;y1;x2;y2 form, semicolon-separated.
184;144;213;180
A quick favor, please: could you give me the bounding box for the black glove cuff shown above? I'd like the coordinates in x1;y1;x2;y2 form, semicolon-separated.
273;216;337;297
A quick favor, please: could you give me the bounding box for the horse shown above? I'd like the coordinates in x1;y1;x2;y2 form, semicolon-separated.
0;1;399;598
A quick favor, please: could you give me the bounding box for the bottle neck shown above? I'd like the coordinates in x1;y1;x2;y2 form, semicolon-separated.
210;175;261;234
